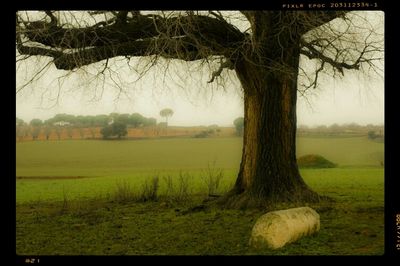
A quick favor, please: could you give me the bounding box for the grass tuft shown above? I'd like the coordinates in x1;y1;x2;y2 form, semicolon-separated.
60;186;69;214
201;162;224;196
113;179;136;203
138;176;159;202
175;172;192;202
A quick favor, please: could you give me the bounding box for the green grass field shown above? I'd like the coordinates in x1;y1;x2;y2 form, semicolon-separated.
16;138;242;177
16;136;383;176
16;136;384;255
296;136;384;167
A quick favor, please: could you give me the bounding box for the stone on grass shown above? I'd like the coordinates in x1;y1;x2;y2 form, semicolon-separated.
249;207;320;249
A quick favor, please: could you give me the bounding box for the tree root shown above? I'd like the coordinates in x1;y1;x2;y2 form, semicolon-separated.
176;188;335;214
214;187;335;210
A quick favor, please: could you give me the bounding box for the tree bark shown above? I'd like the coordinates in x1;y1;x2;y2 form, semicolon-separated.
221;42;321;208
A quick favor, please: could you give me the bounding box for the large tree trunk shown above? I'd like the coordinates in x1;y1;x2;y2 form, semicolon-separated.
221;42;321;208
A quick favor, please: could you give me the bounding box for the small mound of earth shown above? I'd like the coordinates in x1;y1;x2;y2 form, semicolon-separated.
297;154;337;168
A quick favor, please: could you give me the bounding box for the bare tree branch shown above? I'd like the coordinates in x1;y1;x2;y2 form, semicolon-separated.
207;58;234;83
300;39;359;74
17;11;383;88
44;11;58;26
115;11;128;24
17;12;246;71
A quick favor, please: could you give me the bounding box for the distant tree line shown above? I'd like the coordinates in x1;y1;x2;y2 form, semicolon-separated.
16;113;157;128
297;123;384;137
43;112;157;128
16;113;157;141
230;119;384;138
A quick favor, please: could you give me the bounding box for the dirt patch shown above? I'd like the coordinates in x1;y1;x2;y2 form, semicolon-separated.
16;176;90;180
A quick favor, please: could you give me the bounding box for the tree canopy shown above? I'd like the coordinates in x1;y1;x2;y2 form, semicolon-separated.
100;121;128;139
30;118;43;127
159;108;174;125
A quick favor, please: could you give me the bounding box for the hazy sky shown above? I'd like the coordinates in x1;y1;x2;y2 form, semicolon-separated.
16;11;384;127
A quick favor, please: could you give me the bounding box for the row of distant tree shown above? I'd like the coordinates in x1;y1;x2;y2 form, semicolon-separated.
16;113;159;141
297;123;384;136
17;112;384;141
17;113;158;128
232;118;384;137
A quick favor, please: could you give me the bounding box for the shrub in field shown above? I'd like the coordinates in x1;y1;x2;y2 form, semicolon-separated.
101;122;128;139
194;129;217;138
297;154;337;168
193;131;210;138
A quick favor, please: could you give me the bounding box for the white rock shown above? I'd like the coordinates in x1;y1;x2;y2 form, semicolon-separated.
249;207;320;249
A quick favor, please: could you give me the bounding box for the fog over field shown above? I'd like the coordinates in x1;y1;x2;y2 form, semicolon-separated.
16;11;384;127
16;68;384;127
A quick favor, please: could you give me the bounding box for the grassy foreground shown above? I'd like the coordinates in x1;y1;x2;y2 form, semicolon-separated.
16;168;384;255
16;137;384;255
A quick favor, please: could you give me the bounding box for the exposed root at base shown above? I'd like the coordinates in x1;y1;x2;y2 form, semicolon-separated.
213;188;334;210
178;189;335;214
